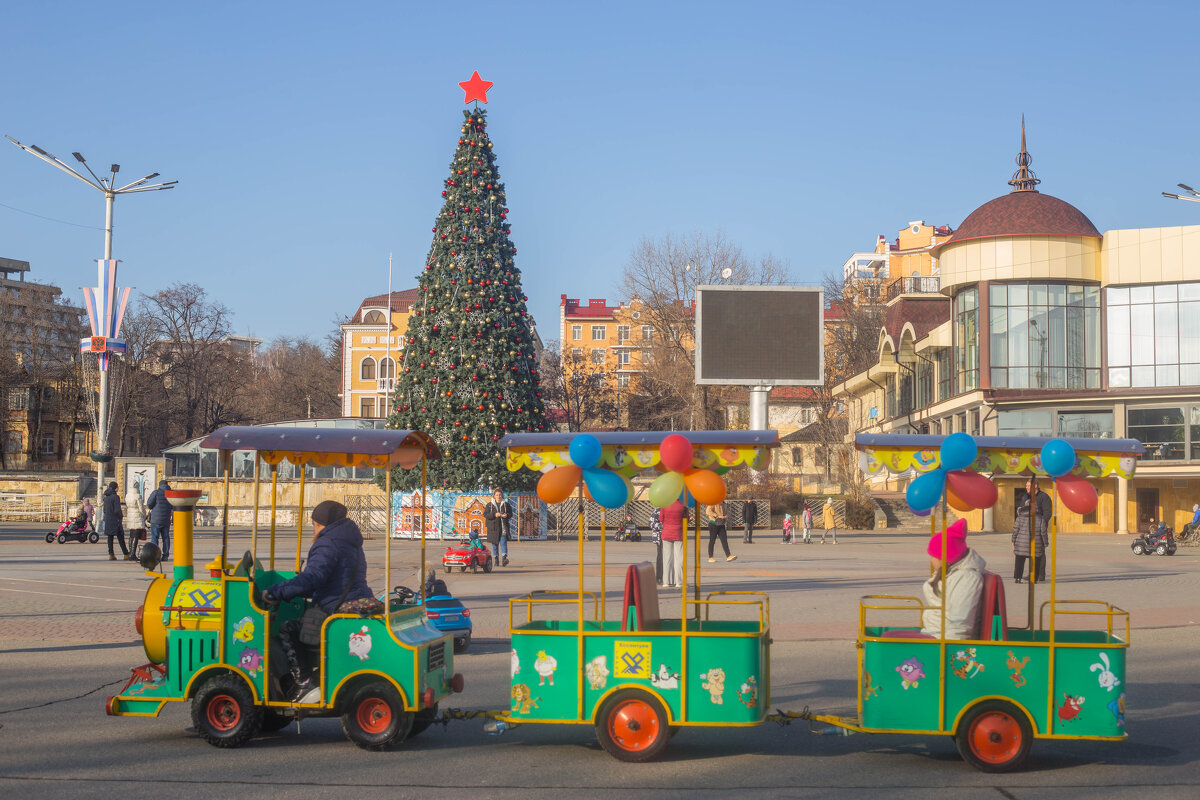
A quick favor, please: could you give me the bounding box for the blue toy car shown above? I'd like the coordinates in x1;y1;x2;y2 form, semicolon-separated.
387;572;473;653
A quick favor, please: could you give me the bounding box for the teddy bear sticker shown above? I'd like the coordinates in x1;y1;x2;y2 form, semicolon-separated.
699;667;726;704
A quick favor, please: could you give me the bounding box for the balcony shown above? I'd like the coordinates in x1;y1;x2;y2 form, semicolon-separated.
885;275;940;301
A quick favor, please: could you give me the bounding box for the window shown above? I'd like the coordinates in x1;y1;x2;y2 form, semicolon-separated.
5;431;21;454
8;388;29;411
990;282;1100;389
617;325;630;343
591;325;607;341
915;359;933;408
617;374;630;389
936;349;953;401
1129;407;1186;461
72;431;87;455
792;447;804;466
363;310;386;324
361;335;376;344
953;288;978;393
39;433;56;455
997;410;1053;438
1058;411;1113;439
570;348;583;359
571;325;582;341
379;357;395;380
617;350;631;366
1107;282;1200;388
641;326;654;343
360;357;376;381
360;397;376;418
591;348;606;365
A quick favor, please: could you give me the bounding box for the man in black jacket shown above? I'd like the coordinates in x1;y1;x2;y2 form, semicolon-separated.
101;481;129;561
144;480;173;560
742;499;758;544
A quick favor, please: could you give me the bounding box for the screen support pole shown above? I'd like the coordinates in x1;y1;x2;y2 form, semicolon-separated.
747;385;771;483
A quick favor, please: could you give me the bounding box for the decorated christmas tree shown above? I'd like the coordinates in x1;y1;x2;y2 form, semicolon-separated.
388;72;546;491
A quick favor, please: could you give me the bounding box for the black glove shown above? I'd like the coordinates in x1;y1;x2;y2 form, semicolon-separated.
262;589;279;607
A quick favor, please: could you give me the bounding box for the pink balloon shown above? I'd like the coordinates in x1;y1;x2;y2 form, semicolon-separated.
946;471;998;510
1056;473;1098;515
659;434;694;473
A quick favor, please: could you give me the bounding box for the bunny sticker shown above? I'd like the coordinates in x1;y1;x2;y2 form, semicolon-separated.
1090;652;1121;692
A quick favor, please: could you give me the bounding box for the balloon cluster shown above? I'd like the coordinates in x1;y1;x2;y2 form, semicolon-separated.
647;434;726;508
1040;439;1098;515
535;434;631;509
906;433;998;516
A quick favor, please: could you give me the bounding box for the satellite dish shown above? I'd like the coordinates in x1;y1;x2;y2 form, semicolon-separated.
721;268;733;280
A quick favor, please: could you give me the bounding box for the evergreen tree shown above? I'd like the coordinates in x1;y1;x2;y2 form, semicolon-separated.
388;107;546;491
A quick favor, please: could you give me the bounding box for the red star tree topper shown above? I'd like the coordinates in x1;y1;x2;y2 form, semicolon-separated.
458;70;493;104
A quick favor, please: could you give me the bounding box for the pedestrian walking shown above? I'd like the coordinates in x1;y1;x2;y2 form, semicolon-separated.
145;480;173;560
1012;477;1051;584
801;502;813;543
101;481;129;561
484;488;511;567
660;500;685;588
124;483;147;561
742;498;757;544
650;508;664;584
822;497;838;544
781;513;793;544
706;502;735;562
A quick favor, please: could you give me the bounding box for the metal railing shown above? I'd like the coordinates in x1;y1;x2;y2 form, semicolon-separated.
884;275;941;301
0;493;69;522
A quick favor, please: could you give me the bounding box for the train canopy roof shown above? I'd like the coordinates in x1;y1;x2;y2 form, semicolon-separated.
199;425;440;470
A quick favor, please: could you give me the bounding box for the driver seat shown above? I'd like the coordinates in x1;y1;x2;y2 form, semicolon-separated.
621;562;661;632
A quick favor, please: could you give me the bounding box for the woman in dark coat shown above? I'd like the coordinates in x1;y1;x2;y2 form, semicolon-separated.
1012;477;1052;583
101;481;129;561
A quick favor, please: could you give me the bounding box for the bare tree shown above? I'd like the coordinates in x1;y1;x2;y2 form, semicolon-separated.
539;342;618;431
620;230;791;429
247;336;340;422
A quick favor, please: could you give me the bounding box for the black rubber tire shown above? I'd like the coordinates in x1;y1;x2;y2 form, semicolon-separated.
260;709;292;733
191;675;264;748
58;534;67;544
340;681;412;751
88;532;99;544
444;565;452;574
459;565;466;573
454;632;471;653
955;699;1033;773
1156;544;1167;555
410;702;438;737
45;532;56;543
471;560;479;573
483;557;493;573
595;689;670;762
1132;543;1144;555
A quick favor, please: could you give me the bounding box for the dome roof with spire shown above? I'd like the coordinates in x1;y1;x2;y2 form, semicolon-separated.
937;118;1101;249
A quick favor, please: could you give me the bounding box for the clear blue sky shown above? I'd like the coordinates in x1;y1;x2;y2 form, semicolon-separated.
2;1;1198;344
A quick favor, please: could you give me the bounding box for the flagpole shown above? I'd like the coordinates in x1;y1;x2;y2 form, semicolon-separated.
385;253;393;419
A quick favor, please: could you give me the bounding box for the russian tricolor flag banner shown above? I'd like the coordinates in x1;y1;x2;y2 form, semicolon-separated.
79;259;130;371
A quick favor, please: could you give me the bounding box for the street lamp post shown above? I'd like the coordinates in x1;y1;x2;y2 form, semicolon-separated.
6;135;176;495
1163;183;1200;204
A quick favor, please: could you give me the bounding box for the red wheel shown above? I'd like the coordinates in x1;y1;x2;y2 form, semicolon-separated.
341;681;412;750
595;690;670;762
955;700;1033;772
191;675;262;748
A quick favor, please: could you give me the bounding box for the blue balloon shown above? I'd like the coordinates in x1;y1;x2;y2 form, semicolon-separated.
678;489;697;508
906;468;946;513
1041;439;1076;478
569;434;602;469
582;467;628;509
940;432;978;472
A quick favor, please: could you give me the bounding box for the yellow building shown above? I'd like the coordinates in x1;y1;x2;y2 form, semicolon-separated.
339;289;418;419
843;221;953;301
835;126;1200;535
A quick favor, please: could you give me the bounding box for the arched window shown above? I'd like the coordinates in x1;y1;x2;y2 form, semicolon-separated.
360;357;376;381
363;310;385;324
379;357;395;380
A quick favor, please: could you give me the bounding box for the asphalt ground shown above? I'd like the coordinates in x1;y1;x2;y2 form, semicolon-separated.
1;521;1198;799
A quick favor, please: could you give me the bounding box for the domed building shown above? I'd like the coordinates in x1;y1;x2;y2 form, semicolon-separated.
836;123;1200;535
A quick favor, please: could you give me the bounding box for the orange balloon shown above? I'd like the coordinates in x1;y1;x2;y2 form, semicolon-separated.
537;465;582;504
945;482;974;512
683;468;726;506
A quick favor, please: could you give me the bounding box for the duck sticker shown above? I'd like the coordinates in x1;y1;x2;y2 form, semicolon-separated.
1107;692;1126;728
534;650;558;685
862;670;880;700
952;647;985;679
1057;693;1085;723
895;657;925;690
237;648;264;677
1091;652;1121;692
737;676;759;708
511;683;540;714
232;616;255;642
511;648;520;678
585;655;610;690
650;664;679;690
699;667;726;704
348;626;373;661
1006;651;1030;688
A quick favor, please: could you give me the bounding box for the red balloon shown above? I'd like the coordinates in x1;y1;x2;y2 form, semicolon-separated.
659;434;694;473
537;465;582;504
946;471;998;510
1056;473;1098;515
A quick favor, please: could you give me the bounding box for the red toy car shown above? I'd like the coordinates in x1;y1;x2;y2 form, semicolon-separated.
442;535;494;573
